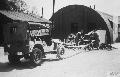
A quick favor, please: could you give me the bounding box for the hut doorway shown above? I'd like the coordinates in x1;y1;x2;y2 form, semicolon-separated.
71;23;78;33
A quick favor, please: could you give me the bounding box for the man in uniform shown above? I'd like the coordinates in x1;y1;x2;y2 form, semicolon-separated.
75;30;84;46
90;29;100;49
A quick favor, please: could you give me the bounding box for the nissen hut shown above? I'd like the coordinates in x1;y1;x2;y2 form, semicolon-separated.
50;5;114;44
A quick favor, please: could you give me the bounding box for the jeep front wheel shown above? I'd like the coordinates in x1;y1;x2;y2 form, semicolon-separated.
57;46;65;59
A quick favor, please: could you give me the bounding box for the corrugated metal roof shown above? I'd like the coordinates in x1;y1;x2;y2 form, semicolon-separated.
0;10;51;23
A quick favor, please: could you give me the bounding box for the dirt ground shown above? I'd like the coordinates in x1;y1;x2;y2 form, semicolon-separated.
0;44;120;77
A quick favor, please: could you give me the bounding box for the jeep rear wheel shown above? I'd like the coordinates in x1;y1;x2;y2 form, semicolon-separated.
8;54;20;65
30;48;43;66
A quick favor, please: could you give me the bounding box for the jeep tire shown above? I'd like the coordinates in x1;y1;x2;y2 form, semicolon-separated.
30;48;43;66
8;54;20;65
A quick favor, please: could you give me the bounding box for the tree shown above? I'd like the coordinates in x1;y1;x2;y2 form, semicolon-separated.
0;0;29;12
0;0;10;10
8;0;29;12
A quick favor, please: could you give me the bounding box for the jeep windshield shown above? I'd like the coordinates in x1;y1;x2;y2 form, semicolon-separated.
27;22;50;37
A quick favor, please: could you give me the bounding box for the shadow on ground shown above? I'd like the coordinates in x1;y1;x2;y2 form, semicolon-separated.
0;61;35;72
42;58;60;62
0;58;60;72
0;62;14;72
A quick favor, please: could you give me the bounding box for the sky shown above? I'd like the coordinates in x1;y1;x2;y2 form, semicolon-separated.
24;0;120;20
